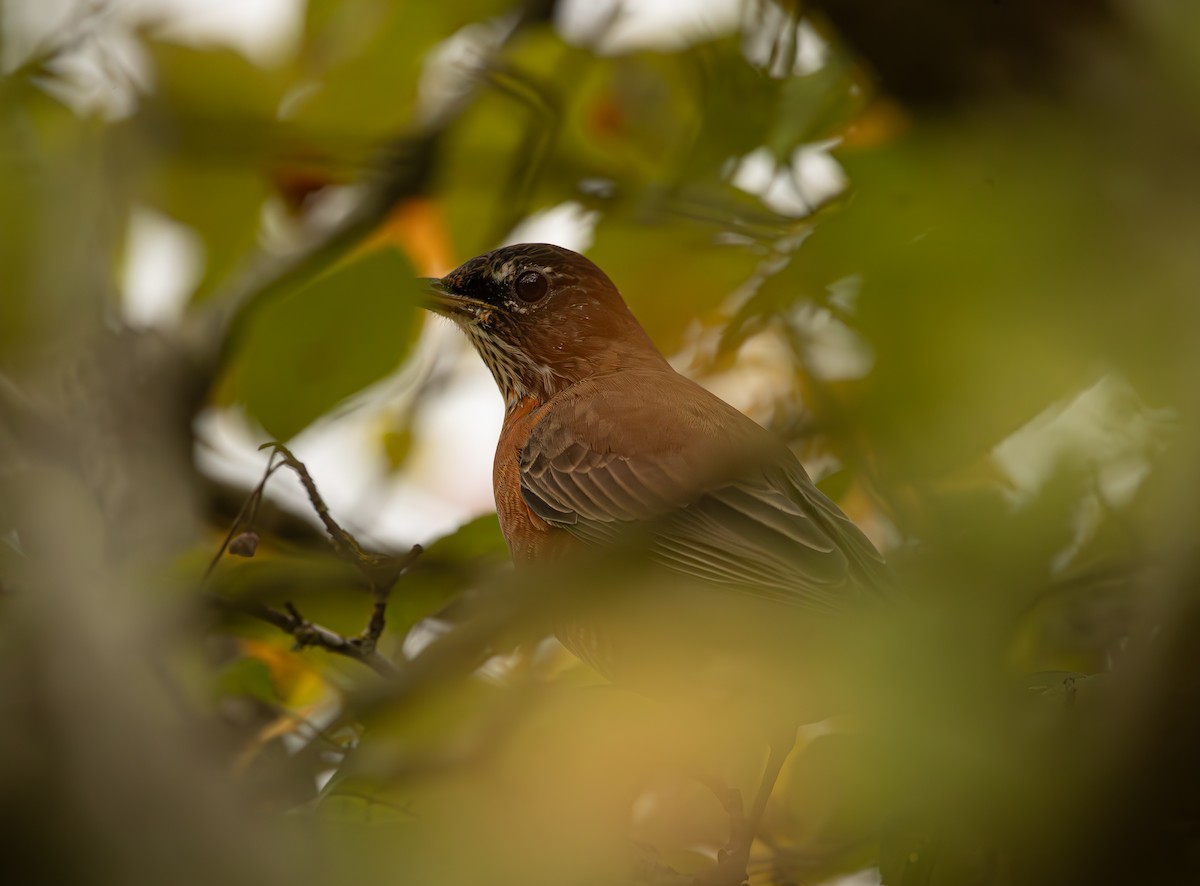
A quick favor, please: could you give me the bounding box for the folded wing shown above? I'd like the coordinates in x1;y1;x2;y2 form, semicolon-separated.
519;372;889;613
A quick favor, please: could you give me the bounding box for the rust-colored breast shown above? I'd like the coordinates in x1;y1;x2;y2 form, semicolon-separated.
493;397;615;677
493;396;560;563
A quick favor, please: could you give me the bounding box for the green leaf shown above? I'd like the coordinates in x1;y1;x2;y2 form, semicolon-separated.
0;80;108;360
389;515;509;635
766;46;866;156
815;467;853;502
292;0;515;149
587;210;762;354
218;656;278;704
228;247;420;440
144;40;289;120
132;40;289;298
420;513;508;562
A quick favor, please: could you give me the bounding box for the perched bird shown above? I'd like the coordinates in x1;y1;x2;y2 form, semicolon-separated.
423;243;889;884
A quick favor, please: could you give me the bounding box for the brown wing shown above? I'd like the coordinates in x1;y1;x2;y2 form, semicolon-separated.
519;371;889;613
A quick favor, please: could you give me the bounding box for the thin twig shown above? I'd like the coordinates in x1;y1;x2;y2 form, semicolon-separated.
203;450;281;582
206;446;421;676
260;442;422;653
209;593;400;678
262;443;421;585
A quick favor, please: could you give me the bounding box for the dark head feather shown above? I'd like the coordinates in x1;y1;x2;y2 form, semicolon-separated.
429;244;667;408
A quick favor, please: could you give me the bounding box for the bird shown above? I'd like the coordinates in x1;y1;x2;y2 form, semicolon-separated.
422;242;889;885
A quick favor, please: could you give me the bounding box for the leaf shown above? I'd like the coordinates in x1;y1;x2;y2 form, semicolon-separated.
291;0;515;148
685;37;779;170
218;656;278;705
420;513;508;562
389;515;509;635
815;466;853;502
227;247;420;440
0;118;37;359
0;80;109;359
879;819;997;886
778;733;888;877
132;40;289;298
144;40;289;120
766;45;867;156
586;210;762;354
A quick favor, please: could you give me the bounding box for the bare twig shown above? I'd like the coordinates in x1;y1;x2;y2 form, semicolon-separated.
260;443;420;589
260;442;423;653
203;450;282;582
209;593;400;677
207;446;422;675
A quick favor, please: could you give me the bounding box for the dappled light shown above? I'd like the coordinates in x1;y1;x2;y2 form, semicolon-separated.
1;1;1198;885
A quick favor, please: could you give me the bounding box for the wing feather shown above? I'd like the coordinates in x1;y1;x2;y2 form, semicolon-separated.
519;372;889;611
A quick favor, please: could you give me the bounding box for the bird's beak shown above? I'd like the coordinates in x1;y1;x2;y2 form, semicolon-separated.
418;277;456;317
418;276;481;322
418;277;446;302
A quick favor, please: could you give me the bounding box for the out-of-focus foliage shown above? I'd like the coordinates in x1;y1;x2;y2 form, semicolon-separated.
0;2;1198;886
224;247;418;439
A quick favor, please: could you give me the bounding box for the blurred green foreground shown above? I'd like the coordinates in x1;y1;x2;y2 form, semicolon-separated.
1;1;1199;884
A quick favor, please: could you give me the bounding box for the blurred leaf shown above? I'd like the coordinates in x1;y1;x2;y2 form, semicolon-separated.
209;544;390;667
226;247;419;440
879;820;999;886
815;467;854;501
685;38;777;170
682;33;865;180
0;79;107;360
237;637;330;707
381;427;413;471
781;735;887;851
363;197;456;276
421;513;507;562
389;515;508;634
146;159;268;300
799;116;1183;482
0;113;37;360
439;86;536;256
508;31;701;184
440;32;728;256
592;51;702;181
133;40;289;298
218;656;278;705
145;40;289;120
767;43;867;155
438;29;587;256
587;210;762;353
291;0;514;150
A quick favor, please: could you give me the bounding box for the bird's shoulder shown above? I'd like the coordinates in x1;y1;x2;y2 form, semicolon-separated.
526;368;776;476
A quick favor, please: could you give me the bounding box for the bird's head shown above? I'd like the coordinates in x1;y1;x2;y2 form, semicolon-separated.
423;243;666;408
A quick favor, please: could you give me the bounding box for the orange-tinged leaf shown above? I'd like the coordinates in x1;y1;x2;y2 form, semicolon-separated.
235;638;327;705
841;97;910;150
360;196;456;276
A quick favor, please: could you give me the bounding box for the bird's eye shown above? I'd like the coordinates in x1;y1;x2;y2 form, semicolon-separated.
514;270;548;303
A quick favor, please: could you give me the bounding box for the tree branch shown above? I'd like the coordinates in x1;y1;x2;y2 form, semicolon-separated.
207;593;400;678
206;447;422;676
